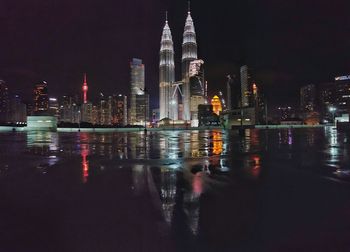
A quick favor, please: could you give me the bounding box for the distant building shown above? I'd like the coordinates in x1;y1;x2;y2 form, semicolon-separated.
81;102;93;124
112;94;127;126
99;95;112;125
319;76;350;122
33;81;49;113
0;80;9;123
240;65;250;107
189;59;206;126
59;96;73;123
198;104;220;126
8;95;26;124
135;94;149;125
49;97;59;118
91;105;99;125
300;84;316;112
129;58;145;124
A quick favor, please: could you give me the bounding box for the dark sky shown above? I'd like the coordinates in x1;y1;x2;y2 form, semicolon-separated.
1;0;350;108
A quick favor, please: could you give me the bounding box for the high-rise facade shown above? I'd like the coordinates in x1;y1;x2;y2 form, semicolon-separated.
240;65;250;107
0;80;9;123
159;15;177;120
129;58;145;124
33;81;49;113
8;94;26;123
182;8;198;120
112;94;127;126
300;84;316;112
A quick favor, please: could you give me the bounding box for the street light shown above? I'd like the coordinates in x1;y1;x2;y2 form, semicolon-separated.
329;106;336;125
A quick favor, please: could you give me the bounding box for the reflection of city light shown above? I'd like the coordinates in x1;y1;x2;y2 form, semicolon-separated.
212;130;223;155
192;172;204;196
80;132;90;183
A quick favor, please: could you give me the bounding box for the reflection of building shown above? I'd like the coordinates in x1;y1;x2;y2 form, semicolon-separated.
211;95;222;115
130;58;145;124
159;15;176;120
0;80;9;123
182;7;198;121
33;81;49;113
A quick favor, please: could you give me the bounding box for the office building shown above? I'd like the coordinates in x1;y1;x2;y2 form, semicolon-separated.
33;81;49;113
0;80;9;123
135;94;149;125
240;65;250;107
8;95;26;124
112;94;127;126
300;84;316;112
129;58;145;124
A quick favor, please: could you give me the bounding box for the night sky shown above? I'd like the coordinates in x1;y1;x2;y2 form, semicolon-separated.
1;0;350;108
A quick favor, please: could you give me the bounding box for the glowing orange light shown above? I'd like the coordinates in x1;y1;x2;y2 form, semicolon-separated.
211;95;222;115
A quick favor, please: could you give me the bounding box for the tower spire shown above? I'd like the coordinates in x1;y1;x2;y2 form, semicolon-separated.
82;73;88;104
165;11;168;23
188;1;191;13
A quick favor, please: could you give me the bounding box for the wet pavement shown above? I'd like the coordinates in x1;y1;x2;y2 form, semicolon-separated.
1;127;350;251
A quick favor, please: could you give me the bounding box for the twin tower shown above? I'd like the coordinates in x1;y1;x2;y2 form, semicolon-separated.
159;7;198;121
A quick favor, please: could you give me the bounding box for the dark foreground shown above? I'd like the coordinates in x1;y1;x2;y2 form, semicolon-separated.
1;127;350;251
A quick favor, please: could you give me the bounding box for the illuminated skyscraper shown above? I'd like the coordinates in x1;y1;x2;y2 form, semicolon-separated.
129;58;145;124
82;73;88;104
159;13;177;120
182;5;198;120
33;81;49;113
112;94;127;126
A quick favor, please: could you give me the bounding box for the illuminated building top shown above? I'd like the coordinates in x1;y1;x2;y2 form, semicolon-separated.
211;95;222;115
182;8;197;61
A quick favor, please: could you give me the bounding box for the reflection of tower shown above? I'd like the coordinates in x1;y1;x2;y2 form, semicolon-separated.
182;4;198;120
81;144;89;183
82;73;88;104
159;13;177;120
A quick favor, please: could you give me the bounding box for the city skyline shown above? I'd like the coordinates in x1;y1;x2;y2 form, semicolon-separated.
1;0;350;108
